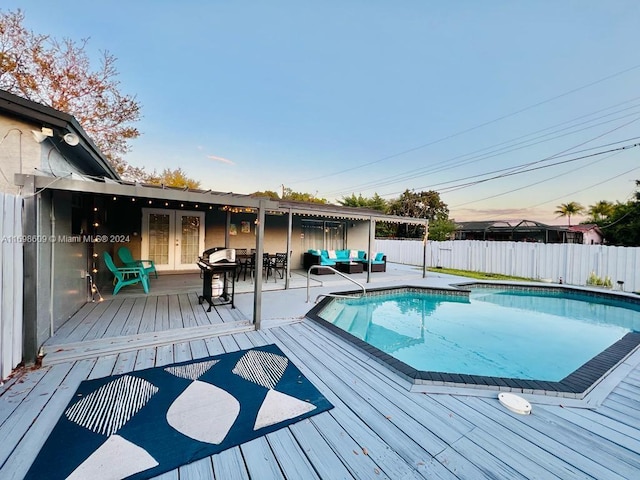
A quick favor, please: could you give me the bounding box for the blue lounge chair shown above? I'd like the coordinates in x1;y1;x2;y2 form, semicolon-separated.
103;251;150;295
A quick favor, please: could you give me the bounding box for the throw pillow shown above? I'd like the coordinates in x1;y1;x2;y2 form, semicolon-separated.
328;250;337;259
375;252;384;261
349;249;358;259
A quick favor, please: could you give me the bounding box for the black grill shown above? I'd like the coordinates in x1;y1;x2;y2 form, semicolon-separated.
196;247;237;312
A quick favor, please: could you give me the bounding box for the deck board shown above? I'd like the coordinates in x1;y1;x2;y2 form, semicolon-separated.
138;296;158;334
53;300;110;344
188;292;217;326
168;295;183;330
153;295;167;332
2;298;640;479
270;325;453;455
458;396;630;479
102;297;136;338
261;327;458;480
47;301;99;342
83;297;127;341
178;294;198;328
0;361;94;480
120;296;147;336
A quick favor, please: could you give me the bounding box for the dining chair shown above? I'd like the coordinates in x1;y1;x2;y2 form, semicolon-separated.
271;252;288;281
240;252;255;281
235;248;248;279
262;252;274;280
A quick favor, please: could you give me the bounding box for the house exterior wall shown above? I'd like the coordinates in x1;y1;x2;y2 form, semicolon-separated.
34;191;89;346
204;211;296;264
51;191;89;332
582;230;603;245
203;211;374;269
0;117;42;194
0;117;91;196
346;222;371;252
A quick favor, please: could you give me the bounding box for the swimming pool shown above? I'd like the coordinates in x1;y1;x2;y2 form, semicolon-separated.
307;284;640;398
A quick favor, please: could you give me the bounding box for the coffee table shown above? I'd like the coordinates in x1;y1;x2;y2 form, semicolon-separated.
337;261;364;274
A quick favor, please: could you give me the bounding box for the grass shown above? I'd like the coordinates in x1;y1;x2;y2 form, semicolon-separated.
427;267;537;282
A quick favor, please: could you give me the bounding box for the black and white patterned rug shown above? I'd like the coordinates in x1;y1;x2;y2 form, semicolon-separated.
25;344;333;479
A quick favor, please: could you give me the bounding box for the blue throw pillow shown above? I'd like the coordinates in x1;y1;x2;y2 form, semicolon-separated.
375;252;384;261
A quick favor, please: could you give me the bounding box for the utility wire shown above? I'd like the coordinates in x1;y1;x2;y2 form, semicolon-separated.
322;99;640;197
382;118;640;197
289;63;640;185
450;151;623;208
523;169;640;210
429;117;640;194
436;142;640;194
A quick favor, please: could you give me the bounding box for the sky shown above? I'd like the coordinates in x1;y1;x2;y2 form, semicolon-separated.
5;1;640;224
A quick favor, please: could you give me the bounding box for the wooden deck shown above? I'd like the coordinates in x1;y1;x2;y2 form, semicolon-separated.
2;289;640;479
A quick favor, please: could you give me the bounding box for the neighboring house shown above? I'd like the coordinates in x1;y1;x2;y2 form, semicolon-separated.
453;219;602;244
567;223;604;245
1;89;428;366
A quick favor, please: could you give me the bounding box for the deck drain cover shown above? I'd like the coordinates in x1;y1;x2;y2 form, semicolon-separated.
498;392;532;415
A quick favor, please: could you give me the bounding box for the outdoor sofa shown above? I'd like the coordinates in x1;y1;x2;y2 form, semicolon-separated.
303;249;386;273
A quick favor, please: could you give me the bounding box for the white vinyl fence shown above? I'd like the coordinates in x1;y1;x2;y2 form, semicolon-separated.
375;239;640;292
1;193;23;381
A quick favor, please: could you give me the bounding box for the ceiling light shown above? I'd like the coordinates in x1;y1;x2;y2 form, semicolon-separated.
63;133;80;146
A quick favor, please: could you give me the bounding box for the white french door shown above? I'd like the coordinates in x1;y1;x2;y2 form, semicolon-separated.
141;208;205;271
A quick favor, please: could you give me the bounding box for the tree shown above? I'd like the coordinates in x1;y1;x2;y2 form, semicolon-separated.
586;200;614;223
338;193;387;211
599;181;640;246
554;201;584;226
145;168;201;189
0;9;141;175
428;218;457;241
251;190;280;200
338;193;395;236
387;190;448;238
281;188;327;204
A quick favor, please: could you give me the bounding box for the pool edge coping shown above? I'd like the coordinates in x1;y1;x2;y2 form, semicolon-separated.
305;283;640;405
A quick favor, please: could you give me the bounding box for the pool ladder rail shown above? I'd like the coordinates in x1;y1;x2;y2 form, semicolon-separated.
306;265;366;303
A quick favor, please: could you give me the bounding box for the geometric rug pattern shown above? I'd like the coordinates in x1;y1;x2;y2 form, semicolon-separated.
25;344;333;480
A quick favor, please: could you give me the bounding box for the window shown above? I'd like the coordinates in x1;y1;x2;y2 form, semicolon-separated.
301;220;345;250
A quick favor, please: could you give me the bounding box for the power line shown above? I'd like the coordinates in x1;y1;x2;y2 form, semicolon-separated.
435;141;640;194
288;63;640;186
523;168;640;210
322;99;640;198
428;118;640;195
450;151;623;208
381;123;640;198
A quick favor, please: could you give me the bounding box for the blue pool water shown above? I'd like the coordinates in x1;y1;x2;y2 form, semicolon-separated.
318;288;640;381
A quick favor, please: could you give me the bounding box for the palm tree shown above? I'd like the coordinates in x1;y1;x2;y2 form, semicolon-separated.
587;200;614;222
554;201;584;226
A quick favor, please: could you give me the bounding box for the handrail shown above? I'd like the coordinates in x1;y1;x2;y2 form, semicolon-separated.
306;265;366;303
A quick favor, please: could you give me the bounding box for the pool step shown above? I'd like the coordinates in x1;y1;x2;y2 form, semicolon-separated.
349;308;370;339
334;305;357;330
